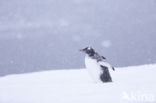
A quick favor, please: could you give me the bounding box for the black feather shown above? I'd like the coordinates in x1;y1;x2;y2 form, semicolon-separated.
112;67;115;71
100;65;112;82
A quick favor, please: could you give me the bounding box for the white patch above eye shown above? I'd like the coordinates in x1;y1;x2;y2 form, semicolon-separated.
88;47;91;50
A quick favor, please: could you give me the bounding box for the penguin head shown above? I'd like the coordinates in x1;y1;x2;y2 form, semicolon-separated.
80;47;95;56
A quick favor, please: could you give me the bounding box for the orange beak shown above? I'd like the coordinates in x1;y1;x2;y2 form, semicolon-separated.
79;49;84;52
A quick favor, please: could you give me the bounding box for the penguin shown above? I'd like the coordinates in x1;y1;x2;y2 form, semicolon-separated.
80;47;115;83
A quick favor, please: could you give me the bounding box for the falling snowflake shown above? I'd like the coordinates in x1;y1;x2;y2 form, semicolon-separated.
101;40;112;48
58;19;69;27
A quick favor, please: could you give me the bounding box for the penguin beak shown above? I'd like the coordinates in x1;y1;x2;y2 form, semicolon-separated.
79;49;84;52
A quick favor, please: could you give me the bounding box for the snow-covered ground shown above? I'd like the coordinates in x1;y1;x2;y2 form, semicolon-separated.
0;64;156;103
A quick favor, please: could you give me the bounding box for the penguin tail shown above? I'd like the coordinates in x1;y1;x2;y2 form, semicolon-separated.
112;67;115;71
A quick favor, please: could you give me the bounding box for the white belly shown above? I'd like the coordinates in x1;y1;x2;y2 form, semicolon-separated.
85;55;102;83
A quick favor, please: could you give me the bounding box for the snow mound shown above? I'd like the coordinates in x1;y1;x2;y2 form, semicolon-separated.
0;64;156;103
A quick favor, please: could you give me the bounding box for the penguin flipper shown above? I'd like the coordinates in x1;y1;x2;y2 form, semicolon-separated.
98;61;115;71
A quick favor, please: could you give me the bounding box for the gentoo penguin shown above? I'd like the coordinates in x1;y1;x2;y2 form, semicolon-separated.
80;47;115;83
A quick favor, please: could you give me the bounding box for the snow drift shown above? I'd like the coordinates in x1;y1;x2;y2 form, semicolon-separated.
0;64;156;103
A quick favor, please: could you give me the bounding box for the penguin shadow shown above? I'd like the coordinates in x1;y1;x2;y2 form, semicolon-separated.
100;65;113;83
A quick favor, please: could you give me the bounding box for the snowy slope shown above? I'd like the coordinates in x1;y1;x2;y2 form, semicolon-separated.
0;64;156;103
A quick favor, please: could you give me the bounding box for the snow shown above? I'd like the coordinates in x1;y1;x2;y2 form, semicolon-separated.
0;64;156;103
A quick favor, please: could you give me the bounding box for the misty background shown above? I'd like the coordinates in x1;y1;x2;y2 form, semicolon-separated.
0;0;156;76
